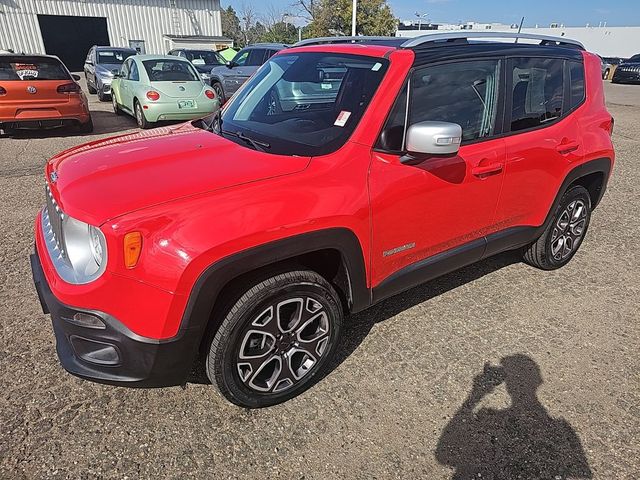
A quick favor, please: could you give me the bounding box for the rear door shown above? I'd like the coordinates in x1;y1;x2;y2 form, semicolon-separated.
495;57;584;230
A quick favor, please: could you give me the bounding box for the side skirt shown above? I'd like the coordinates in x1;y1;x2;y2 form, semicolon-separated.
371;226;540;304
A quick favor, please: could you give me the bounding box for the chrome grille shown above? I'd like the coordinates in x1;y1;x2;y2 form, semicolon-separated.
45;184;66;258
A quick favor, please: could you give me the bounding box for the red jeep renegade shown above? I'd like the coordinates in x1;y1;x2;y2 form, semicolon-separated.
31;32;615;408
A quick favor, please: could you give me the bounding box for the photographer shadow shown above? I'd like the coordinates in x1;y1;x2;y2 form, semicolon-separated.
436;354;592;480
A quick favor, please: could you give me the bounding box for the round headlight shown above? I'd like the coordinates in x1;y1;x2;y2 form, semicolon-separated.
88;225;104;266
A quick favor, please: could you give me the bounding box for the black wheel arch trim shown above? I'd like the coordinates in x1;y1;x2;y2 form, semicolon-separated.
177;227;369;347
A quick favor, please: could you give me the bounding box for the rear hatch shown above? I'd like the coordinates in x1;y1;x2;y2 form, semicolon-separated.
0;56;76;118
141;58;205;99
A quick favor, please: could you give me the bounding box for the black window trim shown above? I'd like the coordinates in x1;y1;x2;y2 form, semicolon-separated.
374;56;507;155
502;55;586;137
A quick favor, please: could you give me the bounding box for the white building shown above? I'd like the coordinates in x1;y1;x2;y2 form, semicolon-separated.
0;0;231;70
396;22;640;58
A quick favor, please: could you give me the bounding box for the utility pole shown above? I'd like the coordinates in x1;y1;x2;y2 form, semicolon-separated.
351;0;357;36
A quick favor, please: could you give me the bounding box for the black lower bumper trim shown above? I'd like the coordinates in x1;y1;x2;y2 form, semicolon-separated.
30;250;200;388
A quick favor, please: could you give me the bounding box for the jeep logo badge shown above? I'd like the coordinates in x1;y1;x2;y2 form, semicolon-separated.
27;86;37;94
49;171;58;183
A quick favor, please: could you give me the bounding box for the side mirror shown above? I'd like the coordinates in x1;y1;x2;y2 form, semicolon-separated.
71;74;81;81
226;61;234;69
401;121;462;163
86;60;93;66
113;71;121;78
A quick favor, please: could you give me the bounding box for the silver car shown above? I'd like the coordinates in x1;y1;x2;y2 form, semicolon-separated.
84;46;136;101
209;44;287;102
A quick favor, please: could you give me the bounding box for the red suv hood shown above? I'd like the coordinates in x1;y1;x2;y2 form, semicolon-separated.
46;124;311;225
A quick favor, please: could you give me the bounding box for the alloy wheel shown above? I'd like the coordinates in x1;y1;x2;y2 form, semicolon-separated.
550;199;587;261
235;296;331;394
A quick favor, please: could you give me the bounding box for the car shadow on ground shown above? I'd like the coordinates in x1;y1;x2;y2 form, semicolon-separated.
188;250;523;386
435;354;593;479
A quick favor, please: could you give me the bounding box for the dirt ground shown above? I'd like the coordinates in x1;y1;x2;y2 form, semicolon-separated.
0;80;638;479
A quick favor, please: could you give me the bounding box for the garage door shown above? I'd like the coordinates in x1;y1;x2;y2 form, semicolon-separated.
37;15;110;71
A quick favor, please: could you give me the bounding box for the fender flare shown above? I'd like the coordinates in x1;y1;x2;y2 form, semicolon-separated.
176;227;370;343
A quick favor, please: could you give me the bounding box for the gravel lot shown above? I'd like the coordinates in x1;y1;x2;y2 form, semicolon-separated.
0;80;638;479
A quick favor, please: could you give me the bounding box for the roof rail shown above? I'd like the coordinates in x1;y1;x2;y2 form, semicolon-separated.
400;31;584;49
293;36;402;47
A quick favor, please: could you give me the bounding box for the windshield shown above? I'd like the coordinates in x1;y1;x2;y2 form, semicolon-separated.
142;59;200;82
215;52;389;156
185;50;224;66
0;56;70;80
97;50;134;65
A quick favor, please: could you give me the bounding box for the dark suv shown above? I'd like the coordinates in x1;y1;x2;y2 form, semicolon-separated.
611;53;640;84
209;43;287;102
31;32;614;408
167;48;226;84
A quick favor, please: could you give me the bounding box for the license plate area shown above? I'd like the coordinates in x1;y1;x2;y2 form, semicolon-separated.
178;99;195;109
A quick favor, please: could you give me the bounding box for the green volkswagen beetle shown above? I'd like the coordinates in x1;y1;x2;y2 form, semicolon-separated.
111;55;220;129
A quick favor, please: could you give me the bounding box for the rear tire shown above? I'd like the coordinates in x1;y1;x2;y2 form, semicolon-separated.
523;185;591;270
206;270;343;408
134;100;154;129
77;117;94;134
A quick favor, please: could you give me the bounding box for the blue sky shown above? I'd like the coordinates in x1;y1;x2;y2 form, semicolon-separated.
222;0;640;27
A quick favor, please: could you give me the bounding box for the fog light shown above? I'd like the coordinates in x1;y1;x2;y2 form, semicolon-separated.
63;312;106;329
70;336;120;366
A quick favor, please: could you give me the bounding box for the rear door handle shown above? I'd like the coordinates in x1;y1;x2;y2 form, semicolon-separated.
471;162;503;177
556;141;580;154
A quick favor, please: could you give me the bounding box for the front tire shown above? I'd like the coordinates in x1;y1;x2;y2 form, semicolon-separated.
206;270;343;408
211;81;225;104
523;185;591;270
112;93;122;115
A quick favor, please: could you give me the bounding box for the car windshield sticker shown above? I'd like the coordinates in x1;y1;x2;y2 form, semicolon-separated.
372;62;382;71
334;110;351;127
14;64;39;79
321;83;332;89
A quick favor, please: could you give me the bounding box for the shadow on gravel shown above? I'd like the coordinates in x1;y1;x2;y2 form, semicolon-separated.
436;354;592;480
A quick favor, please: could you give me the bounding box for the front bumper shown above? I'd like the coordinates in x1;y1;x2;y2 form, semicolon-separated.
30;250;199;387
611;69;640;84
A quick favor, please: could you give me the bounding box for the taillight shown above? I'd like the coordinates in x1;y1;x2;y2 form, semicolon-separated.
57;82;81;94
205;89;215;100
0;86;6;96
146;90;160;101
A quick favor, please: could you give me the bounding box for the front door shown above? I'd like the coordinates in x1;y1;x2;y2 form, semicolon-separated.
370;58;506;287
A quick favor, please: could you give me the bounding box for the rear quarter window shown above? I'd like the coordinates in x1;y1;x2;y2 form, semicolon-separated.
568;61;585;110
0;56;70;80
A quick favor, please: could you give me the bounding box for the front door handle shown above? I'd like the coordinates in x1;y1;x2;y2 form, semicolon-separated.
471;162;503;177
556;141;580;155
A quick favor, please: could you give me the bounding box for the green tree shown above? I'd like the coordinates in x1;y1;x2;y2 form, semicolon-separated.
308;0;397;37
220;6;243;47
259;21;299;44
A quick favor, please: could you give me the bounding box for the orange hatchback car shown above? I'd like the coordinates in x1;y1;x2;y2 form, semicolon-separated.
0;54;93;134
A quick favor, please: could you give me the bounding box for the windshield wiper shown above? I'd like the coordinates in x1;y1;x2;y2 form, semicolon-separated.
221;129;271;151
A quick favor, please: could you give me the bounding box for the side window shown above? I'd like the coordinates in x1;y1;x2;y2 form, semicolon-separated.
247;49;267;66
128;61;139;81
377;83;408;152
120;59;130;79
510;57;564;132
410;59;501;142
233;50;249;67
568;61;585;110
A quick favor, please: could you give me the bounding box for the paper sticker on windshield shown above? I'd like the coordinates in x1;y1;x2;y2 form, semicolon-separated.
371;62;382;71
334;110;351;127
321;83;332;89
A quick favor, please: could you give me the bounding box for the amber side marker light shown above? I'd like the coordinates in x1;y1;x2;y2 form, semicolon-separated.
124;232;143;268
